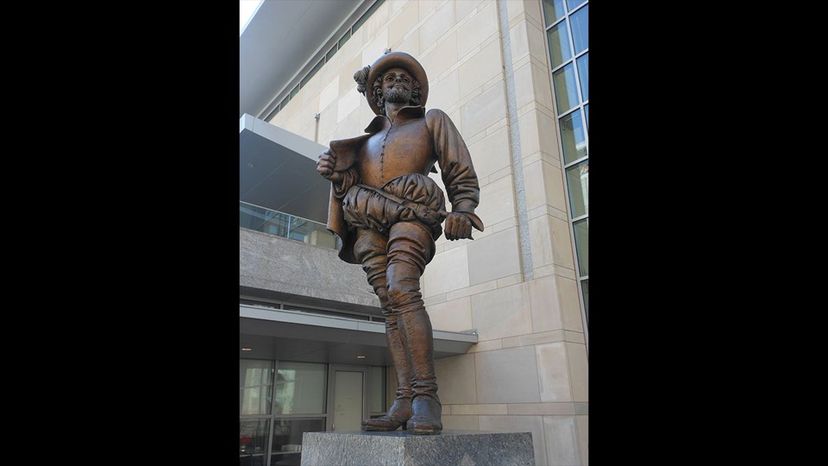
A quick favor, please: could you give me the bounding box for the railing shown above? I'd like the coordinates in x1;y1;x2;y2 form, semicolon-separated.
240;201;337;249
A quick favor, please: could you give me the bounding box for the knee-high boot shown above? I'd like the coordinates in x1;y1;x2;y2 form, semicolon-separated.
362;308;415;430
384;221;441;434
398;302;442;434
361;268;414;431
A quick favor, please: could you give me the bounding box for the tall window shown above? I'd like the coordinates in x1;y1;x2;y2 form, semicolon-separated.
240;358;385;465
541;0;589;323
240;360;327;466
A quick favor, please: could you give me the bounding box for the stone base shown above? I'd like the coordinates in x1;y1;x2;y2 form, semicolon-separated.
300;430;534;466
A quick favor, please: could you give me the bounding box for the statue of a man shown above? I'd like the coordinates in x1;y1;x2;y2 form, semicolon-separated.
316;51;483;435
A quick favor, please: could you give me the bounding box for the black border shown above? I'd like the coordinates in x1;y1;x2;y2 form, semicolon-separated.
39;2;243;462
589;1;756;460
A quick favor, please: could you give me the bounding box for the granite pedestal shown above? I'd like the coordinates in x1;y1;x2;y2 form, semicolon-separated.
300;430;534;466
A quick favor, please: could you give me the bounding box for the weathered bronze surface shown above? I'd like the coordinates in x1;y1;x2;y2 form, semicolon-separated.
317;51;483;435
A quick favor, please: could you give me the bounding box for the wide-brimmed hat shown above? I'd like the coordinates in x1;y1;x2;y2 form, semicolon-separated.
362;51;429;115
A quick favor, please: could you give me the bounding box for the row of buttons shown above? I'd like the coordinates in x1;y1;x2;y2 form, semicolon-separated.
380;123;392;183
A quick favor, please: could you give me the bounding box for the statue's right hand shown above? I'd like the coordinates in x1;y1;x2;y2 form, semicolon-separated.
316;151;337;180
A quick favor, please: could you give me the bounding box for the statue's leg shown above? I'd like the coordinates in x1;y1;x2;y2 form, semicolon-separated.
353;228;414;431
385;221;442;435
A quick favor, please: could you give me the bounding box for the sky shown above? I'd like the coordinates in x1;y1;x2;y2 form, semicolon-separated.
240;0;264;34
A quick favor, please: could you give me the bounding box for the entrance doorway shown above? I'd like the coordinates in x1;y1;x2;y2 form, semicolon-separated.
327;365;368;432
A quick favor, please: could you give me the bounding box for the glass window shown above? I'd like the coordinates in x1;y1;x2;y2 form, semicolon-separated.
552;64;579;114
577;53;588;101
264;105;280;121
353;0;382;32
368;366;386;415
559;110;587;164
267;212;290;237
570;4;588;54
240;203;336;249
301;59;325;88
270;418;325;462
326;46;337;62
566;0;587;12
541;0;567;26
240;203;286;236
573;219;588;276
584;104;588;126
565;161;588;218
275;362;326;415
240;359;274;415
338;30;351;48
546;21;571;69
240;418;270;466
239;204;258;231
581;279;588;321
288;217;313;242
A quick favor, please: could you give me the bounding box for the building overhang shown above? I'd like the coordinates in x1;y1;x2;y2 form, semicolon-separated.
240;114;330;223
240;0;360;117
240;304;478;366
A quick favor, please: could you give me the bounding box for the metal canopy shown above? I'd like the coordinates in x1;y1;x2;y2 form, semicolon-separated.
240;0;360;117
240;305;478;366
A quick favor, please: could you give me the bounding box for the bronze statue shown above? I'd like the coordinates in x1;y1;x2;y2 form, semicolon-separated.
316;51;483;435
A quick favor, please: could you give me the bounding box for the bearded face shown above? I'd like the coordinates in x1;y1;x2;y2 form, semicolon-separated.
382;67;413;104
372;67;420;111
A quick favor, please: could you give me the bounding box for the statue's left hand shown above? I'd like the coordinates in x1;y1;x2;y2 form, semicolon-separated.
444;212;473;241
